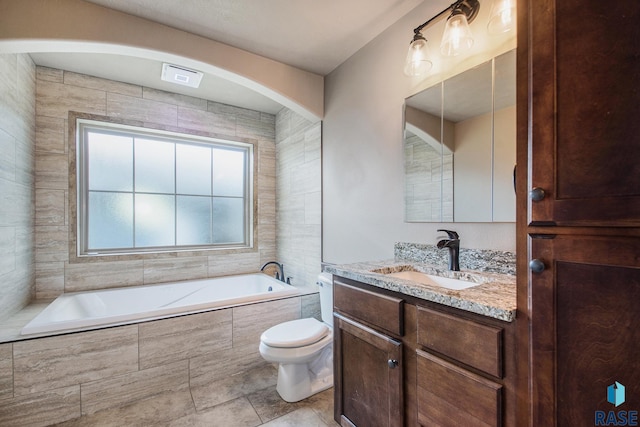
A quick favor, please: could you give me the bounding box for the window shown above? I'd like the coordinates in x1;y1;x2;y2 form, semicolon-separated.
76;119;253;256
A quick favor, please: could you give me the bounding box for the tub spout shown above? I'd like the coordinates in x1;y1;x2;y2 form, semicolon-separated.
260;261;286;282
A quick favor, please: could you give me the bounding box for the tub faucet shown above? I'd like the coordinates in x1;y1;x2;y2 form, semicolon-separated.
260;261;285;282
436;229;460;271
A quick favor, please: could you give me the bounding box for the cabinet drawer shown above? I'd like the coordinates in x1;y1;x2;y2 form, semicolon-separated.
417;306;502;378
334;280;404;336
417;349;502;427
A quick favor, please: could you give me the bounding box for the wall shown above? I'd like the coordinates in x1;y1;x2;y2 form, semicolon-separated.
0;54;35;320
34;66;278;298
275;109;322;287
323;1;517;263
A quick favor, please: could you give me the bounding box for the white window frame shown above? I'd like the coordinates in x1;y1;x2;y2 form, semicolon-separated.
76;118;254;257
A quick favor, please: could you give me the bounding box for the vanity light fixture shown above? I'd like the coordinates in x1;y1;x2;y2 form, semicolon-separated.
404;0;514;77
487;0;516;34
440;0;479;56
404;0;480;76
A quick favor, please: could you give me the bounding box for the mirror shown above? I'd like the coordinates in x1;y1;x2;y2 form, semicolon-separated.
403;49;516;222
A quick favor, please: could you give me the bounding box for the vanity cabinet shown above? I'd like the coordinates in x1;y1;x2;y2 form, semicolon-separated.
333;277;516;427
333;279;404;427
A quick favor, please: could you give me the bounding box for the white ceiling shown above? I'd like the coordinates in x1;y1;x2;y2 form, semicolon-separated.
30;0;445;115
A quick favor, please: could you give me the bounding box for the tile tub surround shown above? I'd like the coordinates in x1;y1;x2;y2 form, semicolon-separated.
324;258;516;322
0;296;318;426
0;53;36;321
33;66;280;300
394;242;516;275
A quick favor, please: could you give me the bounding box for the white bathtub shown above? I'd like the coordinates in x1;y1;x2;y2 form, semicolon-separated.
21;273;300;335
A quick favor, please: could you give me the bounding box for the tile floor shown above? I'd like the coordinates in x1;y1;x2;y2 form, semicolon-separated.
54;364;339;427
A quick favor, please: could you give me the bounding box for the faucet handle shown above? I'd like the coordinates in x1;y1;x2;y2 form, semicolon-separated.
437;229;459;239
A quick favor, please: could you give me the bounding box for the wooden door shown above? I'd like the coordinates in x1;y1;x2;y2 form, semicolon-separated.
526;0;640;227
334;313;403;427
528;234;640;425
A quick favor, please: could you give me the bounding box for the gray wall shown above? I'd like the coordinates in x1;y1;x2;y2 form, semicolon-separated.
275;109;322;287
0;54;36;320
322;1;516;264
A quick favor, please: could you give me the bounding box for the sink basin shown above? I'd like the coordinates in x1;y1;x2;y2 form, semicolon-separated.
385;271;480;290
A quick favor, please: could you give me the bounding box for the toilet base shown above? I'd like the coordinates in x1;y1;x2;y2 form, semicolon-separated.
276;364;333;403
274;345;334;403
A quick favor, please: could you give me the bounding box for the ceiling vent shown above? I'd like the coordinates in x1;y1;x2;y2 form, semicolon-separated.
161;63;203;88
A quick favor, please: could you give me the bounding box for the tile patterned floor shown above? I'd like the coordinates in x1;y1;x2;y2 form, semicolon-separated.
54;365;339;426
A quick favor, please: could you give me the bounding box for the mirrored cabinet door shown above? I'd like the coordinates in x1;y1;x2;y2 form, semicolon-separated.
403;49;516;223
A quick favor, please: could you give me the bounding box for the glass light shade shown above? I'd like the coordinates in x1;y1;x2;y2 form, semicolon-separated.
487;0;516;34
440;12;474;56
404;36;433;76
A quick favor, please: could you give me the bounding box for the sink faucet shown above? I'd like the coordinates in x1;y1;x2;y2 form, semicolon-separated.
260;261;286;282
436;229;460;271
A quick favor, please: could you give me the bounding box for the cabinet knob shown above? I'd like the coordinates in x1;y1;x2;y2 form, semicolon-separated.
388;359;398;369
529;259;546;273
529;187;546;202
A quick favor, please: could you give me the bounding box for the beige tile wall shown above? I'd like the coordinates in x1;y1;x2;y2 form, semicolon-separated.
275;108;322;288
0;296;302;426
34;66;278;297
0;54;36;320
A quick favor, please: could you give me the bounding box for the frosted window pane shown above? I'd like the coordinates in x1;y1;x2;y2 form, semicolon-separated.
88;192;133;249
135;138;175;193
177;196;212;245
135;194;175;247
213;148;245;197
176;144;212;195
212;197;244;243
88;132;133;191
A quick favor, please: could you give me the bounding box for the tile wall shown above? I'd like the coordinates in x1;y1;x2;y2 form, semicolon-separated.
0;54;36;320
275;109;322;287
0;297;302;426
34;66;278;298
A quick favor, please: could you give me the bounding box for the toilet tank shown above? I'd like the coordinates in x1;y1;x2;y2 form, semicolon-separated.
317;272;333;326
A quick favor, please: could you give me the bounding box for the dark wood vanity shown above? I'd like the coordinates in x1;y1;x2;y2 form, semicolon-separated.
333;276;516;427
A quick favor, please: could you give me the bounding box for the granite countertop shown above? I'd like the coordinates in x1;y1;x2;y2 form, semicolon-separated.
324;259;517;322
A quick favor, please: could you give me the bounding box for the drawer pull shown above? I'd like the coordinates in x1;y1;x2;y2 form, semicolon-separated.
388;359;399;369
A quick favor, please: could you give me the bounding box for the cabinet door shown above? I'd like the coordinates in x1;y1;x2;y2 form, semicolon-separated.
529;234;640;425
416;349;502;427
334;313;403;427
525;0;640;226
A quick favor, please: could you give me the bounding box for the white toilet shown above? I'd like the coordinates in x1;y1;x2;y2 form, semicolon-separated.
259;272;334;402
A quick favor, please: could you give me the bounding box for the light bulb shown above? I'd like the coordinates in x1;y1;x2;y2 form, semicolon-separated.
487;0;516;34
440;12;474;57
404;34;433;76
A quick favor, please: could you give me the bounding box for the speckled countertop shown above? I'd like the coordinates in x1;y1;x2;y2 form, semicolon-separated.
324;252;517;322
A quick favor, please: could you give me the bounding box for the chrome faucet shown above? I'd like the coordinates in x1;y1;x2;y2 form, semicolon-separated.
436;229;460;271
260;261;286;282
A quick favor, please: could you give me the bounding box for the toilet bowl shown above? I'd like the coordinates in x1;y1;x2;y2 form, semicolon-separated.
259;272;333;402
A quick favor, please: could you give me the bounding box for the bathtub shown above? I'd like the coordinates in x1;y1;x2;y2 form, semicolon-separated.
21;273;300;335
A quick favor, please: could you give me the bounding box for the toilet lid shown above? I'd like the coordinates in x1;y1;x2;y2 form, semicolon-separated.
261;318;329;348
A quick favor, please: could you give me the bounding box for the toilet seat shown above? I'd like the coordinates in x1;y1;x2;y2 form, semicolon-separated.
261;318;329;348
